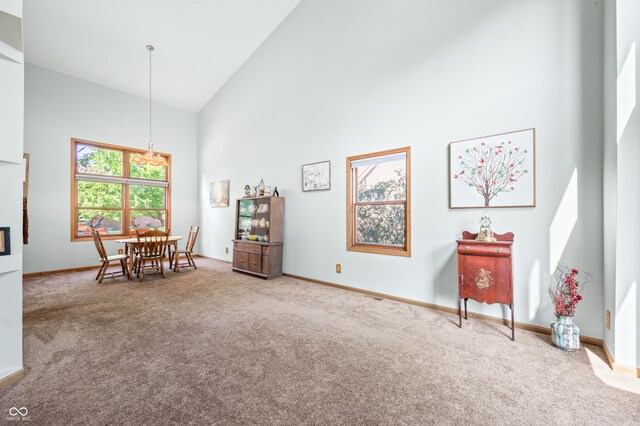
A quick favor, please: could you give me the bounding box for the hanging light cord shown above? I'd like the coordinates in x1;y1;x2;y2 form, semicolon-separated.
132;44;166;167
147;45;153;148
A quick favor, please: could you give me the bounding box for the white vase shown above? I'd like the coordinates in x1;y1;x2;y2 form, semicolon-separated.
551;316;580;351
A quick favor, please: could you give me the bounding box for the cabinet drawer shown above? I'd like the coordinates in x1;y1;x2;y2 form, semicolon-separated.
247;253;262;274
262;246;270;255
233;250;248;270
234;242;262;254
458;244;511;257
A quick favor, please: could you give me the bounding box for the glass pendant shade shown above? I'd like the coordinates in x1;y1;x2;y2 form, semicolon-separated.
131;142;168;167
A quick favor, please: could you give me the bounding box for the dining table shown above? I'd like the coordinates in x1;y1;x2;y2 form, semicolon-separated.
116;235;183;279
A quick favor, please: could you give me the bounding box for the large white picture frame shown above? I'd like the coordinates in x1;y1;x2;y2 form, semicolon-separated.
449;128;535;209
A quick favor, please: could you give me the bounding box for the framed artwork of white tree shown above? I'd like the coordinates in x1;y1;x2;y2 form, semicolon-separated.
210;180;230;208
449;128;536;209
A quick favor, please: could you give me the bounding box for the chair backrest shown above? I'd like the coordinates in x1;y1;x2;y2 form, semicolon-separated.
185;226;200;253
136;229;168;239
130;227;150;236
91;229;108;262
136;229;170;258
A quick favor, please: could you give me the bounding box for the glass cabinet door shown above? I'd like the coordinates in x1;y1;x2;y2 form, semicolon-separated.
237;198;271;240
237;199;253;239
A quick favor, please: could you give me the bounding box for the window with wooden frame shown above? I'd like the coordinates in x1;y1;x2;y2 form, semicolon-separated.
347;146;411;256
71;138;171;241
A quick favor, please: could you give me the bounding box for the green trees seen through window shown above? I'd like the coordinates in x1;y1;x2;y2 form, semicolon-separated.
73;140;169;238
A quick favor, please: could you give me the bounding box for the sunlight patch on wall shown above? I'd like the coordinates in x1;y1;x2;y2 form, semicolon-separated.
616;280;637;367
549;168;578;274
617;43;636;144
528;259;541;321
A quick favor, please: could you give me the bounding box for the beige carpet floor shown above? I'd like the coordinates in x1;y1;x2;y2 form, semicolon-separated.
1;258;639;425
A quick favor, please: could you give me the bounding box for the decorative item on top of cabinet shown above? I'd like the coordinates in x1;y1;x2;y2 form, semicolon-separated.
457;230;515;340
476;214;496;242
233;196;284;279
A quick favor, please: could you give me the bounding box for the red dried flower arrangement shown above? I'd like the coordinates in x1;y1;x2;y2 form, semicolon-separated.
549;266;592;317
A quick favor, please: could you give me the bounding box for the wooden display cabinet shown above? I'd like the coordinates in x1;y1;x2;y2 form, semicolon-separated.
232;196;284;279
457;231;515;340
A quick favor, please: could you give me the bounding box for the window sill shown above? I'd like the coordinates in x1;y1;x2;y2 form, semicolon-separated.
347;244;411;257
71;235;127;242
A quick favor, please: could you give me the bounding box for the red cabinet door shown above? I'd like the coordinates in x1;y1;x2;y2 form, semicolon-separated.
459;254;511;305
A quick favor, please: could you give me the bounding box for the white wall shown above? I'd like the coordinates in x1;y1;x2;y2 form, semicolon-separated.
602;0;617;360
23;64;198;274
603;0;640;369
197;0;605;338
0;0;23;382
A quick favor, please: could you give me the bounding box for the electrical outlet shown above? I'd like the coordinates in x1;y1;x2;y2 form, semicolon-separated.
336;264;341;273
117;249;124;255
606;310;611;330
225;247;229;254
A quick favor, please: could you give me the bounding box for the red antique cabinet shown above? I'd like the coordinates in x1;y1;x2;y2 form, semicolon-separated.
457;231;515;340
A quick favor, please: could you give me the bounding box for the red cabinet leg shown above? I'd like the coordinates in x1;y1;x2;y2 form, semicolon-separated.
458;294;462;328
511;303;515;341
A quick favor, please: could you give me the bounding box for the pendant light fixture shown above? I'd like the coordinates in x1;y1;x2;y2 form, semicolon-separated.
131;44;168;167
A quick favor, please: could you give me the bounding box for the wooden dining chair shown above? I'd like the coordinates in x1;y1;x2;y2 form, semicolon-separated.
130;227;150;236
91;229;130;283
129;227;152;258
135;229;170;281
169;226;199;272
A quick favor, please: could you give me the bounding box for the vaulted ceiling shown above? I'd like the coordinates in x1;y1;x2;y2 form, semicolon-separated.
23;0;301;111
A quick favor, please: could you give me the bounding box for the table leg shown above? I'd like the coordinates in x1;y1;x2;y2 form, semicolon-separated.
173;241;179;273
128;243;134;280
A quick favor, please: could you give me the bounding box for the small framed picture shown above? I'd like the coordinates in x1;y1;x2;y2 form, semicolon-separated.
0;227;10;256
210;180;230;207
302;161;331;192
